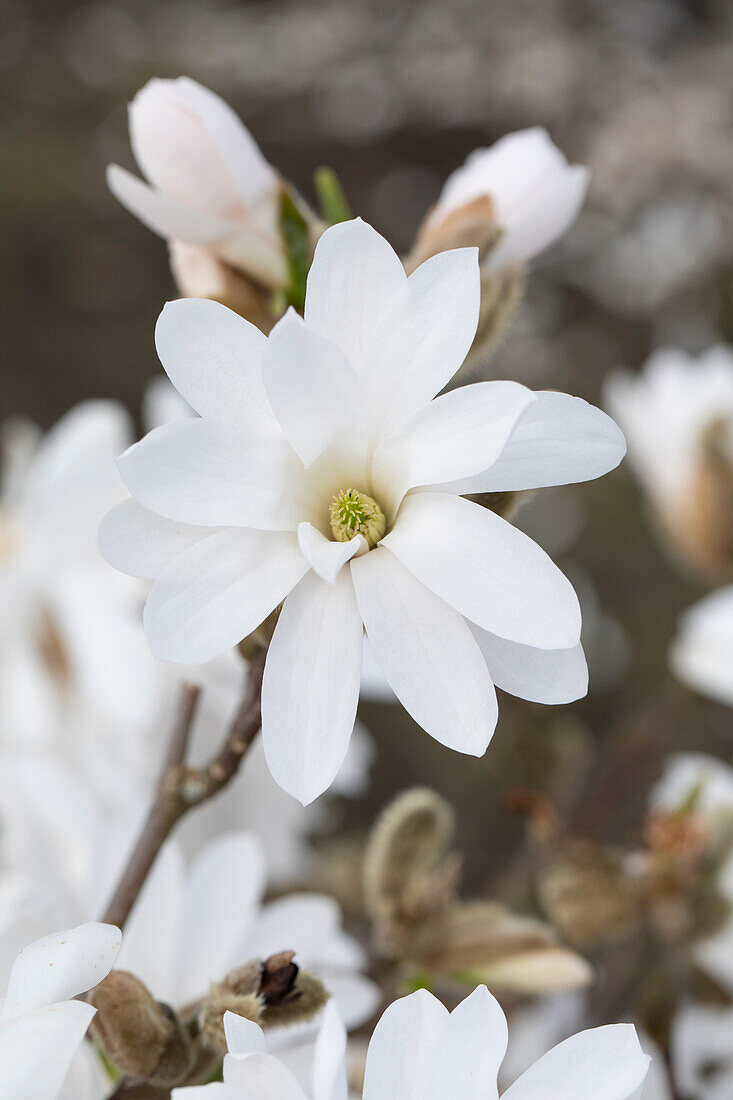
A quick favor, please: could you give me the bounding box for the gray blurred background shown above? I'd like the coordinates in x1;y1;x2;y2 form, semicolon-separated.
3;0;733;880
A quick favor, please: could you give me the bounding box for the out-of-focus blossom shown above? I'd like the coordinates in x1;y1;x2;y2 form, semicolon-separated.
673;1003;733;1100
412;128;589;272
0;922;121;1100
669;587;733;707
606;346;733;581
174;985;650;1100
108;77;316;291
116;831;378;1030
100;218;625;804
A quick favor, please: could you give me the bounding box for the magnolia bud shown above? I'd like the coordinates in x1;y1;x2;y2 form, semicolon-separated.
89;970;195;1087
539;843;641;949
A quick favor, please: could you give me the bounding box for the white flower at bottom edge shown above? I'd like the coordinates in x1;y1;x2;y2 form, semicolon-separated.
172;984;650;1100
669;586;733;708
115;831;378;1030
99;217;626;805
0;922;121;1100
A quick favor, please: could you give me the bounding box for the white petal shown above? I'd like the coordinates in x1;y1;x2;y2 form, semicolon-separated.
1;923;121;1020
312;1001;348;1100
261;571;362;804
298;523;365;584
489;164;589;269
351;548;497;755
472;628;588;704
0;1001;96;1100
107;164;233;242
116;842;183;1005
144;528;307;664
304;219;407;366
317;970;381;1031
359;247;480;438
118;419;300;531
155;298;277;431
223;1052;309;1099
363;989;448;1100
503;1024;650;1100
98;498;216;579
373;381;535;512
263;310;364;467
244;895;346;963
446;393;626;495
178;832;267;1004
426;986;506;1100
383;493;581;649
224;1012;267;1056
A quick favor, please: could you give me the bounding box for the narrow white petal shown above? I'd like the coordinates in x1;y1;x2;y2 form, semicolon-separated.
155;298;277;431
0;1001;96;1100
305;218;407;365
2;923;121;1020
107;164;233;241
351;548;497;755
383;493;581;649
502;1024;650;1100
472;628;588;704
224;1011;268;1055
144;528;307;664
359;247;480;438
263;310;365;467
261;571;362;805
426;986;507;1100
362;989;448;1100
98;498;216;579
116;842;184;1005
446;392;626;495
312;1001;348;1100
223;1052;309;1099
118;419;301;531
373;381;535;511
298;523;366;584
179;833;267;1004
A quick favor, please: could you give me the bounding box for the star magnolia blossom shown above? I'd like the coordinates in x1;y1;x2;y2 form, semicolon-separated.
99;218;626;804
423;127;590;270
107;77;292;289
172;984;650;1100
606;346;733;576
669;587;733;707
0;922;121;1100
116;831;378;1028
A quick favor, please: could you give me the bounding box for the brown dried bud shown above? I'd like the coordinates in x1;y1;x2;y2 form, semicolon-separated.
199;952;328;1053
89;970;195;1087
407;196;500;270
364;788;459;957
644;810;710;862
168;241;275;334
538;843;641;950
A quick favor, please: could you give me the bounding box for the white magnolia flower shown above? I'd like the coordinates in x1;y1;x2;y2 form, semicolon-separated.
0;922;121;1100
423;128;589;271
605;346;733;577
173;984;650;1100
669;587;733;707
107;77;290;289
117;831;378;1029
100;218;625;804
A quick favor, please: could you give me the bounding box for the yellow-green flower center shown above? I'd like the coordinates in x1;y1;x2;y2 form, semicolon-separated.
329;489;386;549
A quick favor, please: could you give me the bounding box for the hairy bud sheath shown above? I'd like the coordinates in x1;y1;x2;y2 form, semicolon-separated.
89;970;195;1087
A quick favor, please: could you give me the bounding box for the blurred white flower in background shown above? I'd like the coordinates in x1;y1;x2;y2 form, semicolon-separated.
173;984;651;1100
0;922;121;1100
418;127;589;272
100;218;626;804
107;77;302;290
606;345;733;580
669;587;733;707
117;831;378;1030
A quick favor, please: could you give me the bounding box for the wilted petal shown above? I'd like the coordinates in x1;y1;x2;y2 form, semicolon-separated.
262;571;362;804
351;548;497;756
383;493;581;649
143;528;307;664
305;219;407;366
472;628;588;704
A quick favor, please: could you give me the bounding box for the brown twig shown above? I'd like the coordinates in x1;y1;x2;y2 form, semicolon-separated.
101;647;267;931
